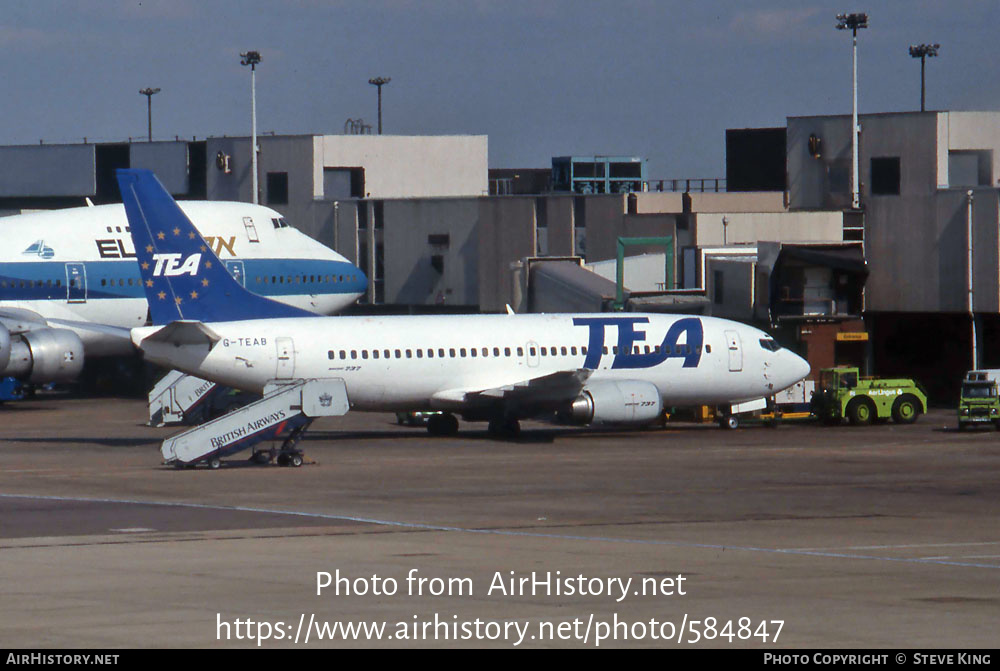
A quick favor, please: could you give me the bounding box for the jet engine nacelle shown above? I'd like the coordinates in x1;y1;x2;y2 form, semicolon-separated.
0;324;85;384
566;380;663;426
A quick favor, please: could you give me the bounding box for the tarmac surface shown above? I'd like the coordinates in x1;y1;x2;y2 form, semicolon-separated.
1;395;998;648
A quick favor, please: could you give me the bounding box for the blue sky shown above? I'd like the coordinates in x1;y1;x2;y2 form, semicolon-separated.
1;1;997;178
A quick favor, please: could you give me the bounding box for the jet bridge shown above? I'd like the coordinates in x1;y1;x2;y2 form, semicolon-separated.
159;378;350;469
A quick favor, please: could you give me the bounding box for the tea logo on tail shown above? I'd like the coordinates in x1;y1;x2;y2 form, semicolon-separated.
152;253;202;277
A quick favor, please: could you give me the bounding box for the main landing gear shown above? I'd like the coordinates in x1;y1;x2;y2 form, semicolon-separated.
427;413;460;436
488;416;521;439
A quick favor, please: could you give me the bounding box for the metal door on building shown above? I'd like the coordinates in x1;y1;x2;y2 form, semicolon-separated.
725;330;743;372
64;263;87;303
276;337;295;378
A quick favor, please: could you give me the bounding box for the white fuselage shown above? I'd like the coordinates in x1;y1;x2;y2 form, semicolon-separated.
0;202;364;355
133;313;810;411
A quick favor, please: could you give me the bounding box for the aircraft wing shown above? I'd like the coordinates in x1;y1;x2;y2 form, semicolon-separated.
0;307;132;344
431;368;592;410
0;307;50;334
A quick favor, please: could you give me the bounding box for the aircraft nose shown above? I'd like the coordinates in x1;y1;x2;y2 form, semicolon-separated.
787;351;811;386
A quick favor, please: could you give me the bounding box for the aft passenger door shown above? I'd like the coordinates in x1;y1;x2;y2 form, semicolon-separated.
276;337;295;379
725;330;742;372
225;260;246;287
65;263;87;303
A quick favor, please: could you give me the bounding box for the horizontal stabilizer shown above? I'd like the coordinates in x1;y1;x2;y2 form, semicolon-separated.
138;321;221;347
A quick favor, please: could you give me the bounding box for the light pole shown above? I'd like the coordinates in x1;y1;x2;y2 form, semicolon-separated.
240;50;262;204
368;77;390;134
967;190;977;369
836;12;868;210
139;87;160;142
908;43;940;112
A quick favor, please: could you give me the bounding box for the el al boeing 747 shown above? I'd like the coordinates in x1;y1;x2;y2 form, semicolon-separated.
0;199;365;387
119;168;809;444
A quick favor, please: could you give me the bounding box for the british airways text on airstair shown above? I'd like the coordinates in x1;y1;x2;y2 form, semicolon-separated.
160;378;349;465
573;317;704;370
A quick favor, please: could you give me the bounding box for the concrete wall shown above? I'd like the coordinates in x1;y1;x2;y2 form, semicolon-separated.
688;192;786;212
545;196;575;256
0;144;95;197
318;135;488;199
382;199;480;306
860;113;939;199
706;258;755;322
786;113;939;209
632;191;786;215
130;142;189;195
477;197;537;312
692;211;843;247
787;115;854;210
632;192;684;214
941;112;1000;187
865;188;999;313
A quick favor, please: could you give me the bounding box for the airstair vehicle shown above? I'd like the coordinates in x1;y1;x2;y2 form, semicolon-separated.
159;378;350;469
148;370;259;427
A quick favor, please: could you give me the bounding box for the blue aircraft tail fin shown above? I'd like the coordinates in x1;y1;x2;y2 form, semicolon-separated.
116;169;317;325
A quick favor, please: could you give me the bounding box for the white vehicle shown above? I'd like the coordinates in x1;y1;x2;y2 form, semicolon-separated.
118;169;809;457
0;200;365;385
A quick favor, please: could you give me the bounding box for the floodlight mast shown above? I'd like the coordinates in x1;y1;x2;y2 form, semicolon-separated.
909;44;940;112
139;88;160;142
368;77;391;134
837;12;868;210
240;50;262;204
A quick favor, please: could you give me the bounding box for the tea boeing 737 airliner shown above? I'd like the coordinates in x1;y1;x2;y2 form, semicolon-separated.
0;200;365;386
119;169;809;440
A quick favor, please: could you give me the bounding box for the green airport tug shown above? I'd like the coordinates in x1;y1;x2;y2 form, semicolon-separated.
957;370;1000;431
810;367;927;426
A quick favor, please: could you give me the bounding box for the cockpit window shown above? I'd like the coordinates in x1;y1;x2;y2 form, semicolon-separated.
759;338;781;352
271;217;292;229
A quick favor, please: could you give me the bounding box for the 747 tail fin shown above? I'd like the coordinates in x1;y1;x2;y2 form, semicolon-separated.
116;169;317;325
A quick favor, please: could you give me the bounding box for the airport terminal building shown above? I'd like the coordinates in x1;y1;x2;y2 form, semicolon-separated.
2;110;1000;399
